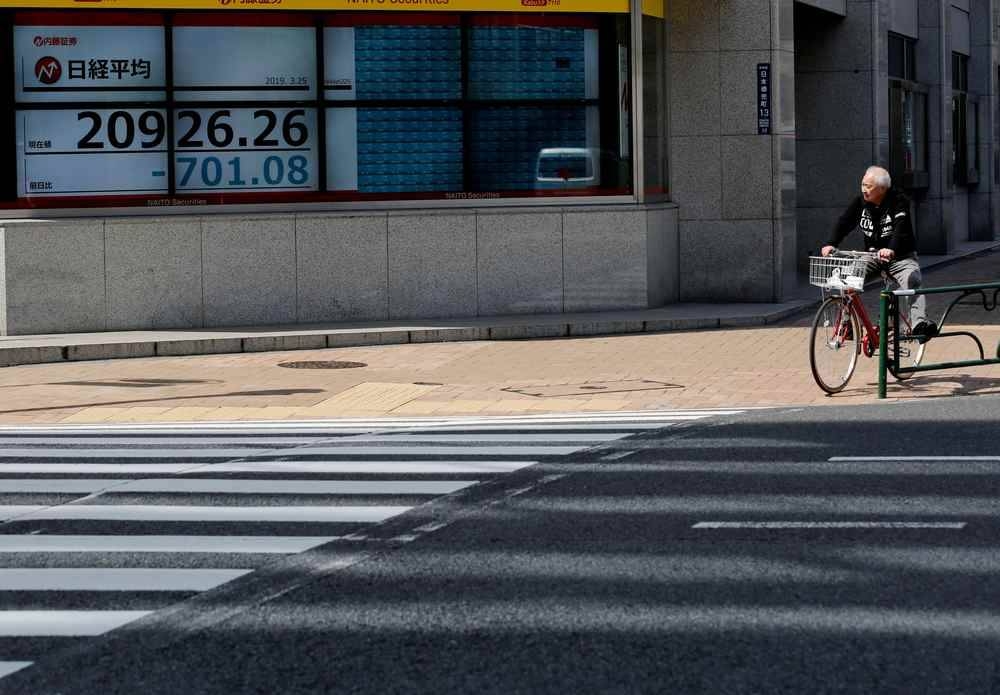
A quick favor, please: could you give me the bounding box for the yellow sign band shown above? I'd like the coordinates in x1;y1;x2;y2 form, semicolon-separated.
641;0;664;18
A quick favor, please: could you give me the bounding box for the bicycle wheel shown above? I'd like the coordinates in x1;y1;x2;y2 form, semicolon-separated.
810;297;861;394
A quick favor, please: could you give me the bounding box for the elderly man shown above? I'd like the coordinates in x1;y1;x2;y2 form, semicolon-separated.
821;165;937;338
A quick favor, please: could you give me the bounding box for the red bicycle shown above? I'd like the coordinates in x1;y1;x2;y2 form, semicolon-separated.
808;250;926;393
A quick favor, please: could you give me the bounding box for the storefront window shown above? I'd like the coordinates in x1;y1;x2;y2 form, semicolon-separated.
2;7;632;211
324;14;462;196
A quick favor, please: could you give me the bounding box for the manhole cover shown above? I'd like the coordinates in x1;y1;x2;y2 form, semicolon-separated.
503;379;682;397
277;360;367;370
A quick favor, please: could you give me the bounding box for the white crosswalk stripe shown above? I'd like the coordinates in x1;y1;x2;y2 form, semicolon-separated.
0;408;743;681
0;569;252;592
0;612;152;637
0;479;476;495
0;536;339;554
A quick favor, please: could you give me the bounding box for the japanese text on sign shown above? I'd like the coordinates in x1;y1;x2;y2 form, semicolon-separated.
757;62;771;135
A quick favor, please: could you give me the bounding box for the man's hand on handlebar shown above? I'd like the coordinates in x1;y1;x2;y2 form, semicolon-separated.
821;245;895;263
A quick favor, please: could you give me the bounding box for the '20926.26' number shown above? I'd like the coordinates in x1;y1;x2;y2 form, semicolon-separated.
175;109;309;149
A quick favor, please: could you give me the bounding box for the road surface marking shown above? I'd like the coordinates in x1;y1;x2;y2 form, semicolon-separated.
0;464;204;474
693;521;967;529
0;535;338;554
0;479;476;495
350;433;628;443
0;568;250;592
240;446;583;456
205;461;536;474
830;456;1000;462
0;662;32;678
0;611;152;636
7;505;411;523
0;410;747;433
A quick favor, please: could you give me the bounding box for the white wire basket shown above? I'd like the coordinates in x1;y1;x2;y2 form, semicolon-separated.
808;252;875;290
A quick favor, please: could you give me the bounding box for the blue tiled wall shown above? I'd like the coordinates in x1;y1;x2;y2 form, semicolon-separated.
356;107;463;193
354;26;461;100
349;23;594;193
468;26;587;100
470;107;587;191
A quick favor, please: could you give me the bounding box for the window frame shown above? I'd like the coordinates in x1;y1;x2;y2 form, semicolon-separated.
887;33;928;190
951;51;976;186
0;8;636;216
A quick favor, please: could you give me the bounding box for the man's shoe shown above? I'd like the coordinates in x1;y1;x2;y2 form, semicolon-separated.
911;320;938;341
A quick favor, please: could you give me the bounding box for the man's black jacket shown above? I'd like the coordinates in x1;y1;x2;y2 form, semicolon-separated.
826;188;916;259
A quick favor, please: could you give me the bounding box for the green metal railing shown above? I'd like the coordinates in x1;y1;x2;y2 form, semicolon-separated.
878;281;1000;398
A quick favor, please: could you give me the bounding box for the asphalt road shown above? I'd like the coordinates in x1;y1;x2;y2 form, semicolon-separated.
5;399;1000;694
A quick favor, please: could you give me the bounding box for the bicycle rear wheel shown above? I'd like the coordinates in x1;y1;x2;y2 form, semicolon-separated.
810;297;861;394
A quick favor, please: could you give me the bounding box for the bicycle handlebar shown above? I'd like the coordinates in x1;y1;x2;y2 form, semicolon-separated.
826;248;891;270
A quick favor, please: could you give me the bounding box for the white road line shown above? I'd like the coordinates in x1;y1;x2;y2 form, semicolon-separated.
0;611;151;637
0;480;114;494
0;568;251;592
398;423;677;431
0;662;32;678
0;535;338;554
0;464;205;474
7;504;412;523
0;433;630;445
0;506;47;522
0;461;531;474
242;446;583;456
0;445;582;458
0;437;335;446
0;410;747;433
0;479;477;495
830;456;1000;462
632;461;1000;475
693;521;967;529
350;433;628;443
204;461;536;474
0;449;278;459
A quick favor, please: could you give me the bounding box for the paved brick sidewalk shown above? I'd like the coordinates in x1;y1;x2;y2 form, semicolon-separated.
1;249;997;425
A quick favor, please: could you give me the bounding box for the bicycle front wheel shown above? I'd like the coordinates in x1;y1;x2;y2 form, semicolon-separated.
810;297;861;394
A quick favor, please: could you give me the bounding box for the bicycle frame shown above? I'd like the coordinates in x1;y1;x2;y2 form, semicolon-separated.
845;291;880;357
841;290;910;350
827;288;892;358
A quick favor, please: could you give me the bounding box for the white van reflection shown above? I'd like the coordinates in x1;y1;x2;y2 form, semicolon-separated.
534;147;599;189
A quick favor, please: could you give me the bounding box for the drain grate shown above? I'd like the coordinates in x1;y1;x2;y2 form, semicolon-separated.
277;360;367;370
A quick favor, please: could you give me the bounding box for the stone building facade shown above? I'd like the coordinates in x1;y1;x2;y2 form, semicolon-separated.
0;1;994;335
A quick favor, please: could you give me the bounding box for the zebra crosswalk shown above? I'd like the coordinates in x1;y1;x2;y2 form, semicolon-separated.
0;409;743;681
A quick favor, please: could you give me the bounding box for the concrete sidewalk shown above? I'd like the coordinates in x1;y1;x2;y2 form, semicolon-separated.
0;241;997;425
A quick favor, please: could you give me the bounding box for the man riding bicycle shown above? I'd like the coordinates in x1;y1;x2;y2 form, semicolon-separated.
821;165;937;339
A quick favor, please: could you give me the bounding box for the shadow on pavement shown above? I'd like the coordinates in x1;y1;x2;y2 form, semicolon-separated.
0;388;328;415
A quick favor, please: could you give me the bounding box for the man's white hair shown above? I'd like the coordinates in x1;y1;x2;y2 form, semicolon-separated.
865;166;891;188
